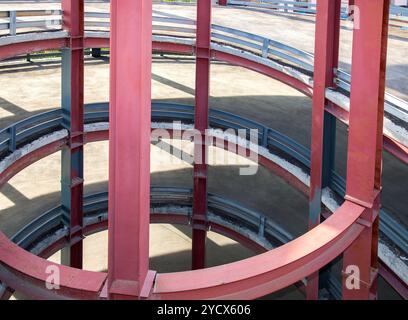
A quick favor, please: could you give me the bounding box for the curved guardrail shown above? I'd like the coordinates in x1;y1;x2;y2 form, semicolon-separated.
0;102;406;255
4;186;347;299
0;9;62;37
10;187;292;253
7;187;347;299
1;9;407;152
228;0;408;21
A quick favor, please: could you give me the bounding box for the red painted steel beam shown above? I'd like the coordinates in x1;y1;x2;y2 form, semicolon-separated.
60;0;85;270
107;0;153;299
383;136;408;166
84;37;195;56
0;211;291;300
307;0;341;300
342;0;390;300
152;201;365;300
211;50;314;97
0;39;65;61
0;128;368;300
153;42;194;55
0;128;310;222
0;232;106;299
192;0;212;270
0;139;67;190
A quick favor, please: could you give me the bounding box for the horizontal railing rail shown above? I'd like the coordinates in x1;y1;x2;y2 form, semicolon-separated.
229;0;317;15
0;10;62;36
228;0;408;20
211;23;314;72
0;109;62;154
335;68;408;123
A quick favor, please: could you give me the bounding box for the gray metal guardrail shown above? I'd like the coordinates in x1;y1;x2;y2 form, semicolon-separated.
1;8;407;150
0;9;62;36
5;185;341;299
228;0;408;20
1;102;406;254
10;187;293;251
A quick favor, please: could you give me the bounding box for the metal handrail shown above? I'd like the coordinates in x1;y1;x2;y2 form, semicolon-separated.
0;10;62;36
229;0;317;15
0;102;301;162
335;68;408;123
228;0;408;20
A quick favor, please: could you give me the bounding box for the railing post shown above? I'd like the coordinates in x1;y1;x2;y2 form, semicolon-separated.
261;38;270;58
342;0;390;300
91;48;101;58
8;126;17;152
192;0;212;270
9;11;17;36
60;0;85;269
307;0;341;300
262;127;269;147
258;216;266;238
107;0;153;299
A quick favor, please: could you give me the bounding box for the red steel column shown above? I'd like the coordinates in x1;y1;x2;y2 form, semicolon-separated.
108;0;152;299
192;0;212;270
342;0;389;300
60;0;84;269
307;0;341;300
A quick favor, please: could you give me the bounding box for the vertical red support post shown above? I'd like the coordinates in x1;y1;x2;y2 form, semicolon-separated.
342;0;389;300
307;0;341;300
60;0;84;269
192;0;212;270
108;0;153;299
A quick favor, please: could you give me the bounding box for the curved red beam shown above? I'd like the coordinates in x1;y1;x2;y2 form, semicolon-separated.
0;38;66;61
0;231;106;300
384;136;408;165
0;129;309;203
151;201;365;300
0;127;366;300
0;139;66;189
0;200;364;300
211;50;314;98
0;212;276;300
0;35;406;166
